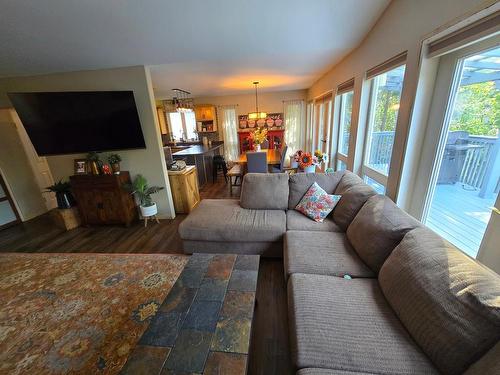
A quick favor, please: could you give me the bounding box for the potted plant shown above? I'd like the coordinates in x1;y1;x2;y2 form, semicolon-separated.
107;154;122;174
251;127;268;151
46;180;76;209
125;174;164;218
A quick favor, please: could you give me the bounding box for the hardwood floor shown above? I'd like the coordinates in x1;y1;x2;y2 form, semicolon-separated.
0;176;292;375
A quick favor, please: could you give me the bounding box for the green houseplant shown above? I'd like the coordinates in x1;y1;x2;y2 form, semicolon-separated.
46;180;76;209
107;154;122;174
125;174;164;217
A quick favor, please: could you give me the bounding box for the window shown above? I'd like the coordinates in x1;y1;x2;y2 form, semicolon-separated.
284;100;305;160
167;111;197;141
364;175;386;194
337;159;347;171
338;91;353;156
362;63;406;192
219;106;239;162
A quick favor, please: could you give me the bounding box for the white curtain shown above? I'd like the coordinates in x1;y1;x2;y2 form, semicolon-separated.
284;100;305;162
219;105;239;162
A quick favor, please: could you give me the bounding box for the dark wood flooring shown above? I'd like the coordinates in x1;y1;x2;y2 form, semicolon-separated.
0;176;292;375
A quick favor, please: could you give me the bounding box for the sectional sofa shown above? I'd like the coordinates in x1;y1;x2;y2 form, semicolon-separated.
178;171;500;375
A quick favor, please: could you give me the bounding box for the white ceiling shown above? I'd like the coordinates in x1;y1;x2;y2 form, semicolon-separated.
0;0;390;98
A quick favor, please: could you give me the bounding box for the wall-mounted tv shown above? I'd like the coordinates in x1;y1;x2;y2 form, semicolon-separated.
8;91;146;156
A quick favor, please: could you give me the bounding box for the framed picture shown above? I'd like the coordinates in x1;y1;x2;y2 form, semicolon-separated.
74;159;88;175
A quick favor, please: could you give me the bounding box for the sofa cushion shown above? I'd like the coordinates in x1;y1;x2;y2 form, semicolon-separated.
334;170;365;191
284;231;374;280
333;175;376;231
178;199;286;243
464;342;500;375
297;370;377;375
379;227;500;375
288;172;345;209
240;173;289;210
286;210;342;232
297;369;377;375
288;273;437;374
295;182;341;222
346;195;421;273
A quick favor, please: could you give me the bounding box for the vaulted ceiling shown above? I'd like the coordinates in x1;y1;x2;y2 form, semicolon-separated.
0;0;390;97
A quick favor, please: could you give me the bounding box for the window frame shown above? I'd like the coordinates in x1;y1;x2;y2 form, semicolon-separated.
361;63;406;192
166;110;197;141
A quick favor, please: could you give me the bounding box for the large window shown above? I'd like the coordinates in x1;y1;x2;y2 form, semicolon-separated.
167;111;197;141
362;64;406;192
338;91;353;156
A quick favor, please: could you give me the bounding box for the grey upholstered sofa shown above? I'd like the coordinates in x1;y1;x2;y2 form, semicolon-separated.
178;171;500;375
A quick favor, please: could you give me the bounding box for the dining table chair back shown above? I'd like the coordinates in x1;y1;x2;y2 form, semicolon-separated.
261;139;270;149
272;145;288;173
246;151;268;173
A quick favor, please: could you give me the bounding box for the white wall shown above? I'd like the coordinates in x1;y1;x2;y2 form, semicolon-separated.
0;109;47;220
0;66;176;219
194;89;307;117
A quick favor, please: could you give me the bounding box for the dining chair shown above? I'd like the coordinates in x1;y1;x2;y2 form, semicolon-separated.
271;145;288;173
261;139;270;149
246;151;268;173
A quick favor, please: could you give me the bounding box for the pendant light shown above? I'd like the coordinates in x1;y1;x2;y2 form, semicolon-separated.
248;81;267;120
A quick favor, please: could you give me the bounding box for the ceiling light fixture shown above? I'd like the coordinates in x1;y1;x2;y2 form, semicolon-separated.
172;88;194;112
248;81;267;120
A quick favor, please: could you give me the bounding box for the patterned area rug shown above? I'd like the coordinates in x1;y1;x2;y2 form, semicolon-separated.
0;253;188;374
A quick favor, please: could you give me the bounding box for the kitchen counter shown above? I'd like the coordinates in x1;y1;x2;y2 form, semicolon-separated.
172;142;224;187
172;142;223;156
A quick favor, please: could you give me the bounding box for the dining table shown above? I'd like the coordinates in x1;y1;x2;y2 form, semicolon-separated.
236;148;282;165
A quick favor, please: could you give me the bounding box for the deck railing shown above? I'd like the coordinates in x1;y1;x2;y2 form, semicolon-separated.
368;131;395;173
459;135;498;190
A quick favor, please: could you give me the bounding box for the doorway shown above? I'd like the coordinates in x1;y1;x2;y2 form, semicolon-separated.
0;171;20;230
424;45;499;258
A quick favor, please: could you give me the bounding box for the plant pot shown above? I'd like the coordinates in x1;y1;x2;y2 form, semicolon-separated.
56;192;75;209
302;165;316;173
290;156;299;168
111;163;121;174
140;202;158;217
255;144;261;151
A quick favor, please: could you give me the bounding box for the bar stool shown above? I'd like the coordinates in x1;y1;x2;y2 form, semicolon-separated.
213;155;228;183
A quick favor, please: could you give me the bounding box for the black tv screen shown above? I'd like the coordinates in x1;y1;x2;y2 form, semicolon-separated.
8;91;146;156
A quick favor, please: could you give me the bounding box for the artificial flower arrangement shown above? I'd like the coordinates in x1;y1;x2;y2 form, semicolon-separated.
314;150;329;165
298;152;314;169
252;127;268;145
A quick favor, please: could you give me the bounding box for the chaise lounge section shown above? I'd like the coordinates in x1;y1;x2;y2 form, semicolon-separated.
178;171;500;374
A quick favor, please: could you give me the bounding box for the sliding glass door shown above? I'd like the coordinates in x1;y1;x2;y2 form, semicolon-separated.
362;64;406;193
424;45;500;258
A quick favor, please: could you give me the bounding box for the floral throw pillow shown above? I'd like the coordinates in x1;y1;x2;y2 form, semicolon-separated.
295;182;341;222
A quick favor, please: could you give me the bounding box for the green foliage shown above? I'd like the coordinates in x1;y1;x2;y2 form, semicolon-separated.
45;180;71;193
87;152;101;162
449;81;499;136
107;153;122;164
124;174;164;207
373;89;401;132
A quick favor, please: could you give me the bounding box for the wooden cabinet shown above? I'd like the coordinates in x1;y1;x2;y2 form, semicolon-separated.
70;172;137;226
237;129;285;154
168;166;200;213
194;105;218;132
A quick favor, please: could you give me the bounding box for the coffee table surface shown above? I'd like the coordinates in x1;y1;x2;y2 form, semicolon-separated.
121;253;260;375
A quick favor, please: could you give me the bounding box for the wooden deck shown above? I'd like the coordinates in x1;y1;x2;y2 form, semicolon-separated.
427;183;495;258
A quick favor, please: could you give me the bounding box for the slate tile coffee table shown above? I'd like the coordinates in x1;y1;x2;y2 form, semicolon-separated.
120;253;260;375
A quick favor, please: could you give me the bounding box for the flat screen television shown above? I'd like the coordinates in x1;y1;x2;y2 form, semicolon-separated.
8;91;146;156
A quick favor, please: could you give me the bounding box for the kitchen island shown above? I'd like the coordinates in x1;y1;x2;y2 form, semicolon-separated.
172;141;224;187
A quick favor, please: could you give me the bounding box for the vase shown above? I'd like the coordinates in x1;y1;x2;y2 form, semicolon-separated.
140;202;157;218
290;156;299;168
302;165;316;173
255;144;261;151
55;192;75;209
